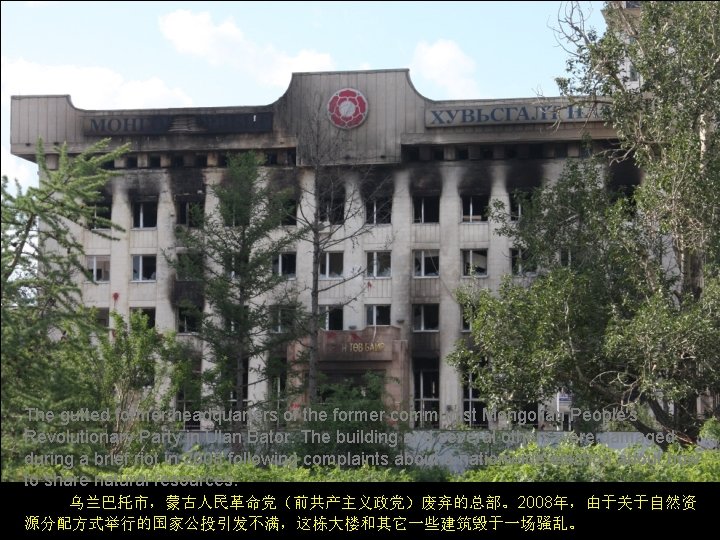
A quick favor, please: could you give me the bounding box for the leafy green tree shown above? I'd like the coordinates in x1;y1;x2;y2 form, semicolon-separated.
454;2;720;448
1;139;129;476
169;152;304;429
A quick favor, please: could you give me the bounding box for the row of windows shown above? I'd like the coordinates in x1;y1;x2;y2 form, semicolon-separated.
271;249;533;279
402;143;569;163
91;200;203;230
87;248;535;284
106;149;297;170
271;303;456;333
91;194;524;231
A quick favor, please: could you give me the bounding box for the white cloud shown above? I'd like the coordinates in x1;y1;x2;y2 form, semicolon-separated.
411;39;480;99
1;57;193;110
1;144;38;193
158;10;335;88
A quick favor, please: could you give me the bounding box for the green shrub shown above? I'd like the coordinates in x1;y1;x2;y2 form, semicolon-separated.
455;442;720;482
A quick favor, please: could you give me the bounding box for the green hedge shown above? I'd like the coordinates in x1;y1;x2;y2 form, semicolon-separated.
455;443;720;482
8;444;719;482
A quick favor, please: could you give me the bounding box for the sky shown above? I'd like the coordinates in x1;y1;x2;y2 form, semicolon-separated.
1;1;606;191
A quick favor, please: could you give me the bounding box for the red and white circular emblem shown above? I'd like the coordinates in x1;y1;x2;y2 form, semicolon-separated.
327;88;368;129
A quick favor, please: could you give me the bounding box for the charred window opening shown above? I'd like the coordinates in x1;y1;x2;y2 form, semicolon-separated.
194;154;208;168
529;144;544;159
265;151;278;165
431;147;445;161
319;186;345;225
281;199;298;226
101;160;115;170
131;307;156;329
89;190;112;230
413;358;440;428
149;155;162;168
456;147;469;160
507;170;542;221
462;194;490;222
411;170;442;223
177;302;202;334
286;149;297;166
171;154;185;168
125;156;138;168
413;196;439;223
505;146;518;160
177;199;204;228
555;144;568;158
402;146;421;162
131;198;158;229
218;154;228;168
267;173;300;227
608;158;641;206
475;146;494;160
321;305;344;330
361;171;393;225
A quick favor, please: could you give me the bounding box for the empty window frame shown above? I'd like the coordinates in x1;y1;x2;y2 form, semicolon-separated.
132;200;158;229
509;193;525;221
223;252;248;280
177;200;204;228
366;251;391;278
319;196;345;225
366;305;391;326
413;304;439;332
86;255;111;282
89;196;112;229
413;358;440;428
414;250;440;277
95;308;110;328
462;249;488;277
365;197;392;224
177;305;201;334
511;248;536;275
321;305;344;331
463;372;489;427
413;196;440;223
132;255;156;281
320;252;343;279
270;306;295;333
272;253;297;278
131;307;156;329
281;199;298;226
462;194;489;222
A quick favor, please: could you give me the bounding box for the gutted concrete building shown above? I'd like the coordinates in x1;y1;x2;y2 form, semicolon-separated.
11;69;621;430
